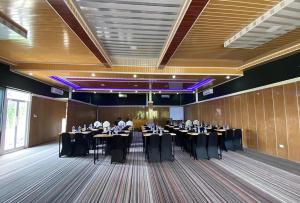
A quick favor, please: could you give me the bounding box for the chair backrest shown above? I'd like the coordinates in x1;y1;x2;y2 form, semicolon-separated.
149;134;160;148
193;120;199;126
196;133;207;147
103;121;110;128
226;129;234;137
185;120;192;127
75;133;86;143
111;135;124;150
208;132;218;145
126;120;133;126
61;133;71;143
118;120;126;127
234;129;242;137
161;133;172;145
94;121;102;128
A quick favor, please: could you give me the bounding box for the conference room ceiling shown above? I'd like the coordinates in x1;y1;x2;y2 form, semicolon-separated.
73;0;186;67
0;0;299;92
17;70;237;93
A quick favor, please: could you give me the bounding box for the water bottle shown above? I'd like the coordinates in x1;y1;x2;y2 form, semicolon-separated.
78;126;81;132
204;127;207;133
72;126;75;132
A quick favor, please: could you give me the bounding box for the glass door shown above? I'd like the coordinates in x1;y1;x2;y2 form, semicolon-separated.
1;89;30;152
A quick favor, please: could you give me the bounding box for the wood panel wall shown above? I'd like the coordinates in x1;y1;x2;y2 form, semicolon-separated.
98;106;169;128
184;81;300;162
66;100;98;131
29;96;66;147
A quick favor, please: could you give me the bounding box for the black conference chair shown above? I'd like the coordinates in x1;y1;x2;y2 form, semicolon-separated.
73;133;89;156
160;133;173;161
60;133;73;157
193;133;208;160
225;129;234;151
111;135;126;164
176;131;185;149
148;134;160;162
207;132;220;159
233;129;243;150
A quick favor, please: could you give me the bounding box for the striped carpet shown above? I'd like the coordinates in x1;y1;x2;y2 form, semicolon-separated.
0;135;300;203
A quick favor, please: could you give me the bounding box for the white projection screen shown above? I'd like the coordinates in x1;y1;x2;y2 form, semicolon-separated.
169;106;184;120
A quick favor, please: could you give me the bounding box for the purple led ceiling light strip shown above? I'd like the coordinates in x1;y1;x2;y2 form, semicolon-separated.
50;76;214;92
187;78;214;90
66;77;198;83
50;76;80;90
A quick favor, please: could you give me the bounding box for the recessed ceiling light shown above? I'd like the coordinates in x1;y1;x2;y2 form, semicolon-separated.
134;84;138;87
133;74;137;78
226;76;231;79
153;92;156;95
91;73;96;77
172;75;176;79
135;90;138;93
29;72;33;76
176;92;179;95
110;90;113;93
193;91;195;94
72;89;75;92
93;91;96;94
130;46;137;50
159;91;161;94
101;84;105;87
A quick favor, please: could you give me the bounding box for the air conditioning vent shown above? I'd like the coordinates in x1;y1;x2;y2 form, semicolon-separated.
51;87;64;95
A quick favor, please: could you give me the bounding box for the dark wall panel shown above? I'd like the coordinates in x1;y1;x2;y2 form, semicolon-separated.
153;94;181;105
91;93;147;106
73;92;195;106
0;87;4;138
0;64;68;98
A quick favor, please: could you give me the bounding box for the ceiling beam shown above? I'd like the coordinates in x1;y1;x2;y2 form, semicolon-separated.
46;0;112;68
158;0;209;68
13;63;243;76
0;10;27;39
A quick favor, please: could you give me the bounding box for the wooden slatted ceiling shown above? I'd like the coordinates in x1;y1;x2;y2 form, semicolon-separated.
74;0;186;67
47;0;111;67
170;0;300;66
159;0;209;67
2;0;299;75
0;0;99;65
